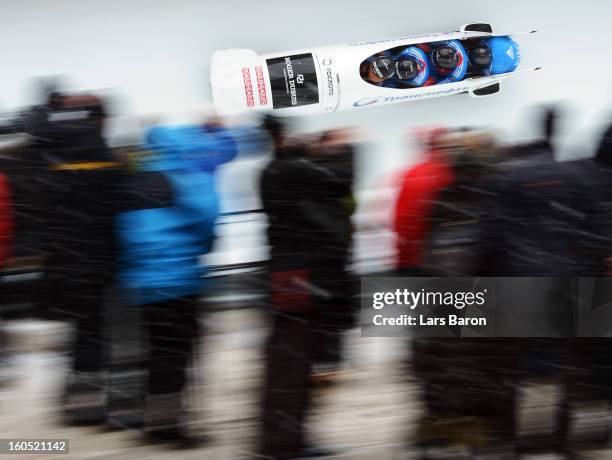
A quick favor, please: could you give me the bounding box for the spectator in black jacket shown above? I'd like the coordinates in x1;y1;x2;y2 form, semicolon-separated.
307;129;356;382
6;93;126;425
480;107;611;455
413;130;521;457
258;117;352;460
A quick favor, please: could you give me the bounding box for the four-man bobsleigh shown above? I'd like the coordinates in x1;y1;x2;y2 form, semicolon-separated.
210;23;540;116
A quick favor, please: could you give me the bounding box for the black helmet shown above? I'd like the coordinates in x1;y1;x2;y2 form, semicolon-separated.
395;57;419;80
468;43;492;68
432;46;459;70
370;56;395;81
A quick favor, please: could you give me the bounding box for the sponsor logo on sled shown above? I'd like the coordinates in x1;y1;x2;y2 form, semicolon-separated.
242;67;255;107
353;86;470;107
255;66;268;106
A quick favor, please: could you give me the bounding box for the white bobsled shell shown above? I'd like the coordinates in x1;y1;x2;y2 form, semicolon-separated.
210;49;261;116
210;29;539;116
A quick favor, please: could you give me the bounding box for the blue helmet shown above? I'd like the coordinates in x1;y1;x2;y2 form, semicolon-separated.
487;36;520;74
393;46;429;87
469;36;520;75
431;40;468;84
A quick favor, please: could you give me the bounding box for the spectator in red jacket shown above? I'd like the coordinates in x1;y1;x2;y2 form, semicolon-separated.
393;128;454;274
0;172;13;268
0;171;14;385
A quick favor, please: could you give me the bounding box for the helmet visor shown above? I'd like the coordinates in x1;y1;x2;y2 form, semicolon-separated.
395;58;419;80
370;56;394;81
433;47;459;69
469;46;492;67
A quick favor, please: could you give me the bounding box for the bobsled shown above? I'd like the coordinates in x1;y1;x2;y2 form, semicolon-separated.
210;23;540;116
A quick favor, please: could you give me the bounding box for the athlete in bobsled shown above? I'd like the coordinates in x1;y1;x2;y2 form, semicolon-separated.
360;52;395;85
418;40;468;85
362;46;430;88
464;36;521;77
384;46;430;88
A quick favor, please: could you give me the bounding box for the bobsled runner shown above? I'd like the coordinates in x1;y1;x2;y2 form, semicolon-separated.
210;23;540;116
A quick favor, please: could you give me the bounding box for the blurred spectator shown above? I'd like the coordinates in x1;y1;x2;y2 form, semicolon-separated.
0;170;14;385
481;106;610;455
0;136;42;269
421;129;497;275
407;111;612;456
393;127;454;275
413;130;520;457
511;104;558;157
0;171;13;269
558;116;612;451
308;129;357;382
482;106;603;276
594;115;612;246
258;116;355;460
595;117;612;169
116;120;238;446
7;92;126;425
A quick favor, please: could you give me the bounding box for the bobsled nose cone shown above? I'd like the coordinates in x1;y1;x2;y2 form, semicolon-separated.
210;49;262;116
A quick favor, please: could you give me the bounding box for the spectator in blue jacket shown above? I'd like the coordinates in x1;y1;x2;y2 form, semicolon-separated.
116;121;240;445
